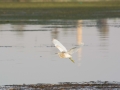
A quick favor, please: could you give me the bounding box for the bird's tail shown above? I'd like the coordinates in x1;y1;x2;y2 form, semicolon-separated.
69;58;75;63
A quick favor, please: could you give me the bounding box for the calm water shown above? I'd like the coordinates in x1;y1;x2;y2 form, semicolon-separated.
0;18;120;85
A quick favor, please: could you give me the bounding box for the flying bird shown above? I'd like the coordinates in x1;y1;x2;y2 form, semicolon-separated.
52;39;84;63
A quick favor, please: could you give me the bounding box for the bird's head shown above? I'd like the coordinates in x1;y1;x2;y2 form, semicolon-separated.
61;51;66;53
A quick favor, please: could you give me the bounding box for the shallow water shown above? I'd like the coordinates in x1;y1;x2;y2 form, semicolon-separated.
0;18;120;85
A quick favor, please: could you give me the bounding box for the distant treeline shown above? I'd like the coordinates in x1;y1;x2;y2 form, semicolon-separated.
0;0;119;2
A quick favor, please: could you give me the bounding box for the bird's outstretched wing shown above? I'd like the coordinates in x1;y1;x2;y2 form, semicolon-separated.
68;43;84;55
53;39;67;52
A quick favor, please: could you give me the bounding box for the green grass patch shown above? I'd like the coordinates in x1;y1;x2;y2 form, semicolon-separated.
0;2;120;9
0;1;120;20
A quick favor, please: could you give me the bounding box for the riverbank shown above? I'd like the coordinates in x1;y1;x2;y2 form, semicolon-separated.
2;81;120;90
0;2;120;20
0;2;120;9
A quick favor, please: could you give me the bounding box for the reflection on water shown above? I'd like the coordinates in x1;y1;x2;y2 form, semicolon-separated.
97;19;109;58
97;19;109;37
51;28;59;39
77;20;83;67
0;18;120;85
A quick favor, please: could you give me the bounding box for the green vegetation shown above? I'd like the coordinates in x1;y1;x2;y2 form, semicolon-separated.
0;1;120;20
0;1;120;9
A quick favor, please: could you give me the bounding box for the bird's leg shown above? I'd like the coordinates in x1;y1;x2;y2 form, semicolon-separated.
69;58;75;63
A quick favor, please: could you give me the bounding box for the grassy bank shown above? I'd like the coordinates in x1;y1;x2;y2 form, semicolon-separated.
0;2;120;20
0;2;120;9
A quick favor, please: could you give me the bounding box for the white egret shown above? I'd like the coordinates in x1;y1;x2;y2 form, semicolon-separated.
52;39;84;63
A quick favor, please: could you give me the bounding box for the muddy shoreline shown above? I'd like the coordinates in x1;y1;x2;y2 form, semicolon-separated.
2;81;120;90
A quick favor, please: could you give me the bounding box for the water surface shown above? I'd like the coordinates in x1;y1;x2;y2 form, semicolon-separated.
0;18;120;85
